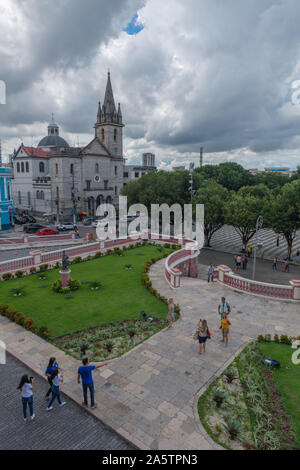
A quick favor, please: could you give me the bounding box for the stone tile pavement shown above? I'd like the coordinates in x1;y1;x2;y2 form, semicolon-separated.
0;353;133;450
0;259;299;450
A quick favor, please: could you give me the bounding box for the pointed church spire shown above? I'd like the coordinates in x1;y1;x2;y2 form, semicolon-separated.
97;101;101;123
103;71;116;118
117;102;122;124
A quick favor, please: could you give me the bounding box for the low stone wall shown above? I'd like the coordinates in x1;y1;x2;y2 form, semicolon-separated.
216;264;300;302
165;241;200;289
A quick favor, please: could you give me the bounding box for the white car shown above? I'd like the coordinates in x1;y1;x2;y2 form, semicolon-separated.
56;222;77;231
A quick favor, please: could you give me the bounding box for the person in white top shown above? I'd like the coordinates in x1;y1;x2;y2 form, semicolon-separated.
17;375;35;422
47;369;66;411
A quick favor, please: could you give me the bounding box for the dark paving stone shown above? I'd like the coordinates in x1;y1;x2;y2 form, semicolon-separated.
0;354;134;450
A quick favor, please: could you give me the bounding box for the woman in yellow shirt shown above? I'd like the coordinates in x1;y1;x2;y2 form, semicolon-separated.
221;314;231;345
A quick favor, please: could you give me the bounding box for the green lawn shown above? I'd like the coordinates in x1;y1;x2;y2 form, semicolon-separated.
0;245;170;338
258;342;300;448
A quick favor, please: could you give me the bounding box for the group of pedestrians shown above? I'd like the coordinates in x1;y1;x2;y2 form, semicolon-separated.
234;254;248;271
18;356;108;422
193;296;232;355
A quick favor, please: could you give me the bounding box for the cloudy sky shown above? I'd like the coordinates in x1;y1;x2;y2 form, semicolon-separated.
1;0;300;170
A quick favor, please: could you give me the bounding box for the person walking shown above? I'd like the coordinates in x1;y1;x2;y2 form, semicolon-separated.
272;256;278;271
284;259;290;273
221;313;231;345
197;319;210;355
261;251;264;263
296;251;300;264
17;375;35;422
247;246;251;258
276;236;280;247
78;358;109;409
207;264;215;283
218;297;231;329
236;255;241;271
234;255;238;269
242;254;248;270
45;357;58;401
167;298;175;329
47;369;66;411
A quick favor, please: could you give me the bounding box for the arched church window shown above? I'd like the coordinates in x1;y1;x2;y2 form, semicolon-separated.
114;129;117;142
39;162;45;173
101;129;104;141
95;163;99;173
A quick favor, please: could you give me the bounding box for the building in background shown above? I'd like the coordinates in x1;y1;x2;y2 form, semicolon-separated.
10;73;157;220
142;153;155;167
172;165;186;171
0;167;13;230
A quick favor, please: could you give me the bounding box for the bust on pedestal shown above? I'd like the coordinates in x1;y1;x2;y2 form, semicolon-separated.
59;250;71;288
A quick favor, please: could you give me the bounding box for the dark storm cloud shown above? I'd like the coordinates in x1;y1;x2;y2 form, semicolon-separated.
0;0;145;126
1;0;300;168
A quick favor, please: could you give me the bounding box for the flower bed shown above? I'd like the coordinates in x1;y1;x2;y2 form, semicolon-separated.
54;319;168;361
198;342;297;450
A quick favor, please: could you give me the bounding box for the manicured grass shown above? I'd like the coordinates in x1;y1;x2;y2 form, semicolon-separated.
258;342;300;448
0;246;170;339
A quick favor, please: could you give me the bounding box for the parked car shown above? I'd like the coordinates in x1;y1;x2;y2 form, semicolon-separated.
56;222;77;231
13;215;27;225
22;215;37;224
82;218;93;226
23;223;45;234
36;228;59;236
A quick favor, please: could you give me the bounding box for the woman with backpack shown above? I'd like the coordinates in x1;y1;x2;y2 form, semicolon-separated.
46;368;66;411
17;374;35;422
45;357;58;401
196;319;210;355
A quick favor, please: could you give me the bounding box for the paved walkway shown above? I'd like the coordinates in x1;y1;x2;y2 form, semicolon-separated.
199;248;300;284
0;354;133;450
210;225;300;261
0;260;299;450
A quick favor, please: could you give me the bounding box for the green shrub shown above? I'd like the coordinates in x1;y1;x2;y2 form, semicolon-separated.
68;279;81;291
2;272;13;281
29;267;37;274
72;256;82;264
280;334;292;345
39;264;48;272
15;270;24;279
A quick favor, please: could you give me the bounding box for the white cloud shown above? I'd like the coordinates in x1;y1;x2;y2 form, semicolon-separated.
1;0;300;170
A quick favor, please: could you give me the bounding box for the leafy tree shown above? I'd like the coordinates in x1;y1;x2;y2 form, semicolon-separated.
253;171;290;189
193;180;229;246
121;170;190;209
225;186;270;245
264;180;300;260
196;162;253;191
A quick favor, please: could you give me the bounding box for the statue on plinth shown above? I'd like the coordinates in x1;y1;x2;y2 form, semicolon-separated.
62;250;69;271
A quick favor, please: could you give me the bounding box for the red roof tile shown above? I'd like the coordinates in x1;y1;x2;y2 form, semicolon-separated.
22;146;50;158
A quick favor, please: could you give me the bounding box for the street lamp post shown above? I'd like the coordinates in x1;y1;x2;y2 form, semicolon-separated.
252;215;263;281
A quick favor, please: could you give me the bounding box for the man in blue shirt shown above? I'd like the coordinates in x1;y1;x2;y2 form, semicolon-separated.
78;357;108;409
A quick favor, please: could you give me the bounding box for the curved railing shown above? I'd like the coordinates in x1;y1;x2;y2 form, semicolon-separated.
217;265;300;302
165;240;200;288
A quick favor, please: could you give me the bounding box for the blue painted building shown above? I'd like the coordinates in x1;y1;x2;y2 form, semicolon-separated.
0;167;13;231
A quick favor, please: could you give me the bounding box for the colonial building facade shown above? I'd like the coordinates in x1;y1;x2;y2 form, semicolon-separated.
0;167;13;230
12;73;156;220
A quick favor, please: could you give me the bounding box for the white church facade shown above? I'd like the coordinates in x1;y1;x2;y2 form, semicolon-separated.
12;73;156;219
